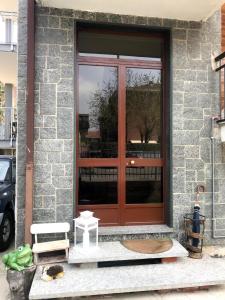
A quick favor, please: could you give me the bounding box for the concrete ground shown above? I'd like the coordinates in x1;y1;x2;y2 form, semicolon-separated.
0;244;13;300
2;245;225;300
75;287;225;300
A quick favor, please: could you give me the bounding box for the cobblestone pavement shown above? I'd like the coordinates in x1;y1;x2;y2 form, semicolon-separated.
2;245;225;300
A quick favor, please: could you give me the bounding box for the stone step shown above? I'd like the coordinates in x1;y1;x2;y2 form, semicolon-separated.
29;255;225;299
98;225;175;242
68;239;188;264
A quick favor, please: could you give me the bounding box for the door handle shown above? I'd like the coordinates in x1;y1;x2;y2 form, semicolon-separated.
126;160;135;166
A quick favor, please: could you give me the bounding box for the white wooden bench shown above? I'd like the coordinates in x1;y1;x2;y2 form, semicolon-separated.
30;222;70;264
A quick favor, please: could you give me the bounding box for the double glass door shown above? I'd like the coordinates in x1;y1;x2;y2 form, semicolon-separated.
77;59;165;225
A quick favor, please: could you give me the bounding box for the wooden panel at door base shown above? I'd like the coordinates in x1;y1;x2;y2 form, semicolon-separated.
123;206;164;225
78;207;120;226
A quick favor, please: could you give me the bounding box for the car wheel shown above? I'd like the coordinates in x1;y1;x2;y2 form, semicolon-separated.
0;211;14;251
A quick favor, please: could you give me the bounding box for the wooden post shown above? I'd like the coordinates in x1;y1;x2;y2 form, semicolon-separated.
24;0;35;244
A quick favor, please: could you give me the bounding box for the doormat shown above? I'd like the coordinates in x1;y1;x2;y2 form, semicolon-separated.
121;239;173;254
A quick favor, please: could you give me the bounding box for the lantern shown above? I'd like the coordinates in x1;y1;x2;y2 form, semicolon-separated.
73;211;99;249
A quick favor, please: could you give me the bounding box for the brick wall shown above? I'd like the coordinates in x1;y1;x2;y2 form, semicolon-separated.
16;3;223;245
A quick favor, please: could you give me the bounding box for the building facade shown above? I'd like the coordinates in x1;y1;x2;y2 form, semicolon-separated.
0;10;17;153
16;0;225;246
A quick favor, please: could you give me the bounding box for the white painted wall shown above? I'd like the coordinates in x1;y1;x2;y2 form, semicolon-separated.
0;0;17;13
43;0;225;21
0;1;17;91
0;51;16;86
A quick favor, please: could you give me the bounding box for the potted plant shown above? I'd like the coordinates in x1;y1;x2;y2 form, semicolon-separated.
2;244;36;300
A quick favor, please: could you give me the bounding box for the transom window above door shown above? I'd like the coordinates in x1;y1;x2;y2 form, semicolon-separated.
78;25;163;61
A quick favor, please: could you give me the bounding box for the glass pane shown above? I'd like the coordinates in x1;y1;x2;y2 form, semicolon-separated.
126;167;162;204
78;167;118;205
79;53;117;59
79;65;118;158
79;31;162;61
119;55;160;61
12;161;16;182
126;68;161;158
0;160;10;181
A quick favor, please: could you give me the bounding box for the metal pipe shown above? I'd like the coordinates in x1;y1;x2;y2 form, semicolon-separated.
211;51;225;238
10;107;13;147
211;117;216;237
211;116;225;238
224;67;225;118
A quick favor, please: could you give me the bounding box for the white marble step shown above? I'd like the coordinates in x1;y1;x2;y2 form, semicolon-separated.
68;239;188;264
98;224;174;236
29;255;225;299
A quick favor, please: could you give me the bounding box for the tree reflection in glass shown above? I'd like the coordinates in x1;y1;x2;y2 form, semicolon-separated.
126;68;161;158
79;66;118;158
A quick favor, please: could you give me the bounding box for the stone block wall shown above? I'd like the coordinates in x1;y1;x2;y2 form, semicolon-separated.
16;0;28;245
33;7;74;229
17;1;224;245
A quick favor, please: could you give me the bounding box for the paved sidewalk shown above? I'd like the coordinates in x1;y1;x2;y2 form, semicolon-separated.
2;263;225;300
0;248;11;300
2;245;225;300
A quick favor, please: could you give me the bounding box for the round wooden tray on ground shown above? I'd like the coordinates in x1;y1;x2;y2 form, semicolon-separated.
121;239;173;254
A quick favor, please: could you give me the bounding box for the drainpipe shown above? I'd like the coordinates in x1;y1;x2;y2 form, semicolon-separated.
211;117;216;238
211;116;225;238
211;51;225;239
24;0;35;244
4;84;13;143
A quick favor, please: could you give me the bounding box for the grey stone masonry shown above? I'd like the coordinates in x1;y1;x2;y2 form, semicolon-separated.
16;0;28;246
33;6;74;228
17;2;224;245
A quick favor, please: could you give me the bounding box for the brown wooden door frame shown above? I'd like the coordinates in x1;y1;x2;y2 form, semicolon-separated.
76;56;165;225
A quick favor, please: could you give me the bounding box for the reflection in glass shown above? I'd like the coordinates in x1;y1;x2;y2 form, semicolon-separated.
119;55;161;61
79;65;118;158
79;53;161;62
126;167;162;204
126;68;161;158
78;167;118;205
78;31;162;61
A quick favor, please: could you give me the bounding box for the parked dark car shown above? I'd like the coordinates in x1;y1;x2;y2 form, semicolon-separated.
0;156;16;251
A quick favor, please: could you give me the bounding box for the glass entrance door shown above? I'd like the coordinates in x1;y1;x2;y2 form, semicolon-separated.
77;64;120;225
123;67;164;224
77;62;165;225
